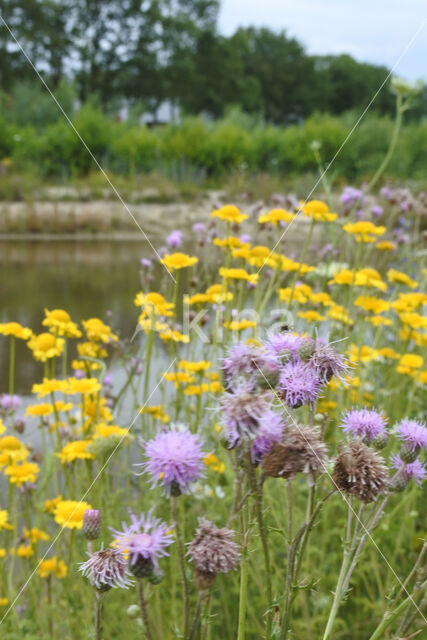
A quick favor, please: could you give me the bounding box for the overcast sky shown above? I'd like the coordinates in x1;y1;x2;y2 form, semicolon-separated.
218;1;427;82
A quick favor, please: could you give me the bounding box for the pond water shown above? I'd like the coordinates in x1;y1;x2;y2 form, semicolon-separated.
0;238;151;394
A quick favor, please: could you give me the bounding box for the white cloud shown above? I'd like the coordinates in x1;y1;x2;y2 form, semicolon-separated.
218;1;427;81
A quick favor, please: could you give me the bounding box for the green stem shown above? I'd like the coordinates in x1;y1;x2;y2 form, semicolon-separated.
94;589;102;640
138;579;153;640
289;219;315;308
367;582;426;640
237;506;249;640
171;496;190;638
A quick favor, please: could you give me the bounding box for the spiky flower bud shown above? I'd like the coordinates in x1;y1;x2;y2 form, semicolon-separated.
278;348;293;364
82;509;101;541
390;473;409;493
129;556;155;579
148;567;164;585
188;519;239;589
399;442;419;464
333;441;389;503
370;432;389;450
297;337;316;361
262;425;328;480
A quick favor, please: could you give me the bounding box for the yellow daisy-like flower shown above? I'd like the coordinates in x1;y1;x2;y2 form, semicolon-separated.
66;377;101;395
164;372;195;385
205;284;233;303
0;549;6;558
32;378;67;398
0;420;5;436
26;403;53;417
23;527;49;543
37;556;68;579
15;544;34;558
161;253;198;271
0;598;9;606
93;423;130;439
396;354;423;375
211;205;248;224
219;268;258;283
42;309;82;338
348;345;379;363
391;293;427;312
399;312;427;331
343;221;386;243
375;241;396;251
53;500;92;529
327;305;353;326
82;318;118;343
204;453;225;473
367;315;393;327
5;462;39;486
378;347;400;360
258;208;296;225
159;328;190;343
139;406;170;423
0;436;29;467
57;440;95;464
223;319;257;331
303;200;337;222
83;397;112;425
309;292;333;307
418;371;427;384
44;495;63;514
298;310;325;323
0;510;14;531
354;296;390;314
387;269;418;289
0;322;32;340
214;236;250;249
278;286;309;304
27;333;64;362
186;293;210;306
178;360;211;373
134;292;174;317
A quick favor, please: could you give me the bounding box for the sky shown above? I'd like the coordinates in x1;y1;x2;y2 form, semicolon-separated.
218;1;427;82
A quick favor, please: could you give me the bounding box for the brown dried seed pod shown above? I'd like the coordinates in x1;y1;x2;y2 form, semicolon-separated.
333;440;389;503
261;424;328;479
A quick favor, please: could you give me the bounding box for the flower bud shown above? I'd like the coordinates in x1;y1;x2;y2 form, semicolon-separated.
400;442;419;464
129;556;154;579
127;604;140;619
297;337;315;362
148;567;164;585
82;509;101;541
370;432;389;450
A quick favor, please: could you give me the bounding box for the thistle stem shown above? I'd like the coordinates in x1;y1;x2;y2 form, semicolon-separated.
237;499;249;640
171;496;190;637
94;590;103;640
137;579;153;640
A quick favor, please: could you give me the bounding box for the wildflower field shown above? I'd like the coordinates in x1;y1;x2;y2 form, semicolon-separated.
0;170;425;640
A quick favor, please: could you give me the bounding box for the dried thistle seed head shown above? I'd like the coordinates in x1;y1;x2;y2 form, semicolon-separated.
78;547;132;591
188;519;239;585
261;424;328;480
332;440;389;503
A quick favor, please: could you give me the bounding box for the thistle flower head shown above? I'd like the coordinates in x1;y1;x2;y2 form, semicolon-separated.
265;332;301;362
142;426;206;496
251;411;286;463
220;381;273;447
310;338;349;383
333;441;389;503
279;361;321;409
395;418;427;452
340;408;388;442
262;424;328;479
78;547;132;591
188;518;239;588
391;454;426;487
221;343;278;389
111;510;174;577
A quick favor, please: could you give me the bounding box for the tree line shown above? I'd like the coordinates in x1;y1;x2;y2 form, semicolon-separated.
0;1;425;124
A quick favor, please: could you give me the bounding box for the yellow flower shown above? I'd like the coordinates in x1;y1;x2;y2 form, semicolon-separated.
354;296;390;314
303;200;337;222
57;440;95;463
327;305;353;326
186;293;210;306
219;268;258;283
298;310;325;323
0;322;32;340
0;511;14;531
44;495;63;514
0;549;6;558
367;315;393;326
139;406;170;423
0;420;5;436
37;556;68;579
205;283;233;303
32;378;67;397
0;437;29;467
23;527;49;543
214;236;250;249
178;360;211;373
399;312;427;330
375;241;396;251
223;319;257;331
329;268;386;291
343;221;385;243
53;500;92;529
164;372;195;385
204;454;225;473
159;328;189;343
26;403;53;417
93;423;130;439
391;293;427;312
279;286;310;304
418;371;427;384
5;462;39;486
161;253;198;271
348;345;379;363
54;401;73;412
387;269;418;289
82;318;118;343
211;205;248;224
134;292;174;317
77;342;108;360
235;245;279;269
83;397;112;424
0;598;9;607
258;208;296;225
396;354;423;375
66;377;101;395
184;383;209;395
42;309;82;338
309;292;332;306
27;333;64;362
378;347;400;360
15;544;34;558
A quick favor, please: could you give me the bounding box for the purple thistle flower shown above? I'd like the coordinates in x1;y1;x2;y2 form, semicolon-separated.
166;230;183;248
79;547;133;591
111;510;174;573
371;205;384;218
192;223;205;234
220;381;273;447
103;372;113;387
391;454;426;486
141;427;206;496
395;419;427;452
74;368;85;379
265;333;301;362
310;338;349;383
279;361;321;409
340;408;388;442
251;411;286;463
1;394;22;411
140;258;152;268
221;343;278;389
240;234;252;244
